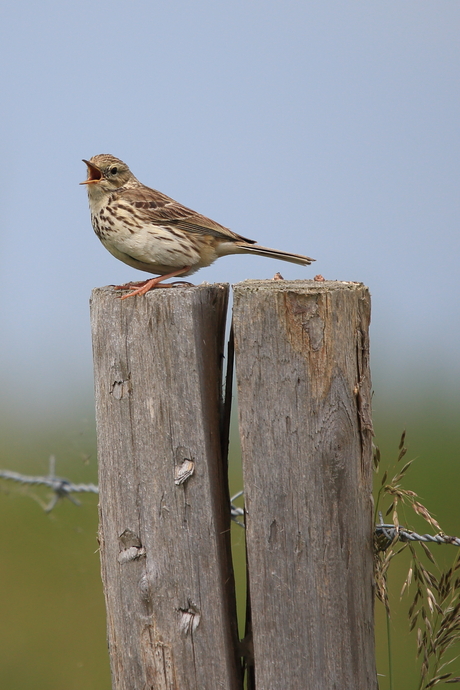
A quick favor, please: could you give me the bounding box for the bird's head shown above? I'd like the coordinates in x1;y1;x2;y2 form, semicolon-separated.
80;154;135;198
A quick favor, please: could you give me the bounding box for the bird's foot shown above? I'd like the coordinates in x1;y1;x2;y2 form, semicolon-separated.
118;278;163;298
113;280;150;291
114;267;192;299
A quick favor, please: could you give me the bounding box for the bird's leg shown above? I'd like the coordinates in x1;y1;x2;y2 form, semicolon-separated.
118;267;192;299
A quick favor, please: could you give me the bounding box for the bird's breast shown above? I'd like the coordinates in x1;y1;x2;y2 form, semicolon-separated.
89;197;225;274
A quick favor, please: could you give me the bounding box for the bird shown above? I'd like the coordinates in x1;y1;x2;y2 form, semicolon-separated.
81;154;315;299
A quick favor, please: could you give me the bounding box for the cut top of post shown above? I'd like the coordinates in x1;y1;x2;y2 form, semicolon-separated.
233;278;368;294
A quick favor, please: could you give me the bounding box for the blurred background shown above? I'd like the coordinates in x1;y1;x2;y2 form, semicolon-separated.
0;1;459;688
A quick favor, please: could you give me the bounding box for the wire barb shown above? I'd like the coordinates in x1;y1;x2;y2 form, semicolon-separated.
0;456;98;512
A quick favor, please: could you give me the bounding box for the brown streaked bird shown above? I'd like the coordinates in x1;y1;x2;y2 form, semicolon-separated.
81;154;315;299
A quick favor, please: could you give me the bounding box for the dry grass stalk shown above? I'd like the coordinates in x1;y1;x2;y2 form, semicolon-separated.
373;432;460;688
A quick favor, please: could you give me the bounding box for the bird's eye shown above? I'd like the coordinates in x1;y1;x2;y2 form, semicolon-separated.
110;167;118;175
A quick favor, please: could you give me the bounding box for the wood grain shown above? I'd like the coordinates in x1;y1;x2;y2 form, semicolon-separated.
91;284;241;690
233;279;377;690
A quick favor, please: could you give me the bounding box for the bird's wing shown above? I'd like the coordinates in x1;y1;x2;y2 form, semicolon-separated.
119;186;256;244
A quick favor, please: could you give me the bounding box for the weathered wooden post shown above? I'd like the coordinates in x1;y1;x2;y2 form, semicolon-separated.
90;284;241;690
91;278;377;689
232;280;377;690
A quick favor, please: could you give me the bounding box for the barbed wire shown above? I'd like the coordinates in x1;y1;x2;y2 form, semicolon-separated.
0;456;98;512
1;465;458;546
375;513;460;550
230;490;244;526
0;458;246;523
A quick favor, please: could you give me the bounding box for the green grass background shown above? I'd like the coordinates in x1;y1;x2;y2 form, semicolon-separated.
0;383;459;689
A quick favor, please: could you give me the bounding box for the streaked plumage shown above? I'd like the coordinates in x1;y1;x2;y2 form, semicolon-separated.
81;154;315;298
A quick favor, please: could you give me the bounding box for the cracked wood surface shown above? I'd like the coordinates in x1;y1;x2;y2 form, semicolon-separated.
233;279;378;690
91;284;241;690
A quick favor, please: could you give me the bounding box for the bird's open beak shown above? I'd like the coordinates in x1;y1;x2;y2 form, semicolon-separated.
80;160;103;185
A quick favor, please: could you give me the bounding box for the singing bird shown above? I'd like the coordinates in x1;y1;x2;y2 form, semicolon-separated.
81;154;315;299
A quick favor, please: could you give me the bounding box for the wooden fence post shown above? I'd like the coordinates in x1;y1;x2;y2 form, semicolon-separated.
232;279;377;690
90;284;241;690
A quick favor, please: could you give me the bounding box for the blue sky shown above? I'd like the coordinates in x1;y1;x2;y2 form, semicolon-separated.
1;1;459;420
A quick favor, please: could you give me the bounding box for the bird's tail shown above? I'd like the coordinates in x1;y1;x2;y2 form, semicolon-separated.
236;243;315;266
